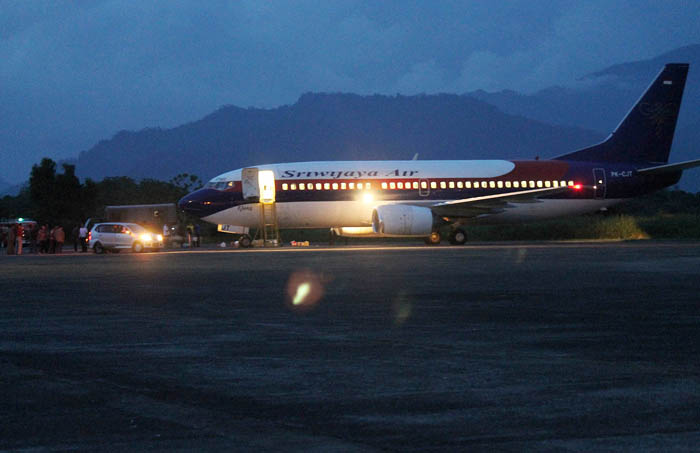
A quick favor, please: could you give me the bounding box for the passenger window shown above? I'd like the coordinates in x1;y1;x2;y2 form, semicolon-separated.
412;181;419;189
553;181;558;188
365;182;371;189
481;181;488;188
340;183;346;190
430;181;437;189
300;183;306;190
536;181;543;188
332;183;338;190
349;182;355;189
545;181;551;188
529;181;535;188
397;182;403;189
465;181;471;188
315;183;322;190
514;181;520;188
357;183;364;190
389;182;396;189
282;183;288;190
497;181;503;188
291;184;297;190
505;181;511;188
448;181;455;189
560;180;566;187
457;181;463;189
440;181;446;189
568;181;574;186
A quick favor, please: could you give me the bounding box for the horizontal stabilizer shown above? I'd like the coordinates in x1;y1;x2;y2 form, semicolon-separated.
636;158;700;175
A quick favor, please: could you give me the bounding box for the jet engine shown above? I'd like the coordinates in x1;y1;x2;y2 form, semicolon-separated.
371;204;434;237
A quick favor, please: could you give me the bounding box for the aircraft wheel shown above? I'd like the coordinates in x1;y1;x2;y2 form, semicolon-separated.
424;231;441;245
132;242;144;253
239;234;252;248
448;228;467;245
93;242;104;254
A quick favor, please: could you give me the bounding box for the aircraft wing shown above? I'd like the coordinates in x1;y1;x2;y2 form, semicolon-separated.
636;158;700;175
430;186;574;218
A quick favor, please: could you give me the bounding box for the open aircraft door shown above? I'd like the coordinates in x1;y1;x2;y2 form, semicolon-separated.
241;168;276;204
593;168;606;199
258;170;276;204
242;168;260;201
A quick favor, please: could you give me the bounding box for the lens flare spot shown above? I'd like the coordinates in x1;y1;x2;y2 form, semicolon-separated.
286;270;325;312
293;282;312;305
392;291;413;325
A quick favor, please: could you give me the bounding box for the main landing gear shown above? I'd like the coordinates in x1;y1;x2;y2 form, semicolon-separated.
424;228;468;245
448;228;467;245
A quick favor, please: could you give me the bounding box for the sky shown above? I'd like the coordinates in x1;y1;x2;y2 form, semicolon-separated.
2;0;700;184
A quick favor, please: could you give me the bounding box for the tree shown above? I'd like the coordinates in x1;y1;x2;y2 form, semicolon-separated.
29;158;96;226
29;158;57;222
169;173;203;194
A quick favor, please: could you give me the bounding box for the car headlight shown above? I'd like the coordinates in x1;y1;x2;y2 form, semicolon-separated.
140;233;153;241
156;234;163;242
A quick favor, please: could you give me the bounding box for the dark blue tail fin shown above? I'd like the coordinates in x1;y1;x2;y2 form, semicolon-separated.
555;63;689;164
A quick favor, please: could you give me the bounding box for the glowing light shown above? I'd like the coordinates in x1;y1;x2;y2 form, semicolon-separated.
156;234;163;241
285;270;325;312
362;193;374;203
293;282;311;305
573;184;583;190
18;217;24;222
140;233;153;241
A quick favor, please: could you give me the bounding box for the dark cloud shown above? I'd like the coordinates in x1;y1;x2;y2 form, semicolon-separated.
1;0;699;182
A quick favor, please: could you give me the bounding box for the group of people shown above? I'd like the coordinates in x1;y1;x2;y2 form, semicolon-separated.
2;223;68;255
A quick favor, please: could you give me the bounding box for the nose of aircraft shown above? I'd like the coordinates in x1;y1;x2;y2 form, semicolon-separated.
178;188;215;218
178;188;239;219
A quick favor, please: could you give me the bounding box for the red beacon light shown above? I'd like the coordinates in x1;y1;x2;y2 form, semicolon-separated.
573;184;583;190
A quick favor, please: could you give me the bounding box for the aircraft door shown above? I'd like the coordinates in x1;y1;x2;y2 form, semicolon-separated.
418;179;430;197
258;170;276;204
241;168;260;201
593;168;606;199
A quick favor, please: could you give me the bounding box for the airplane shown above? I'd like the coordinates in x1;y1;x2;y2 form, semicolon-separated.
179;63;699;246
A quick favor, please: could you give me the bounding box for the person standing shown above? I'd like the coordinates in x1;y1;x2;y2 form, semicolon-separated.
194;224;201;247
79;224;88;252
6;224;16;255
72;225;80;252
29;224;37;254
49;225;57;254
54;225;65;254
37;225;48;254
162;223;170;249
15;223;24;255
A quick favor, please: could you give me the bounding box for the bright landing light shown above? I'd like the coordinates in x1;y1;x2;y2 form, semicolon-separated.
362;193;374;203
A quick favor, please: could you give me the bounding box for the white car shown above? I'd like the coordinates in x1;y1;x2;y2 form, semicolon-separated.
89;222;163;253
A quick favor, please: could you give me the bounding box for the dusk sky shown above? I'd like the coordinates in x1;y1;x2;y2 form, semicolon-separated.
2;0;700;184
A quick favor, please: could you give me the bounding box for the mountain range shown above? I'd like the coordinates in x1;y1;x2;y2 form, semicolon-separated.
70;44;700;192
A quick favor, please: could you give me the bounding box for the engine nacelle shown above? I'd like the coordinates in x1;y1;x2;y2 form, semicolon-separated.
372;204;434;237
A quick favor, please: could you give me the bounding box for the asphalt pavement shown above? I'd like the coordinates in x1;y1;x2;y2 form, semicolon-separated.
2;242;700;451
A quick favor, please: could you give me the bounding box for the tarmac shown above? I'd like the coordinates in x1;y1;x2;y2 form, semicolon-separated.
2;241;700;451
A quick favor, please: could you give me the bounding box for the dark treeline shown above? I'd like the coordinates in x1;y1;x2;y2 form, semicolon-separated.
0;158;201;228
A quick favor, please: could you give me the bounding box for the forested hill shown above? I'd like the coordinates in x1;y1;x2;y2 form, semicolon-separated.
74;93;601;183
